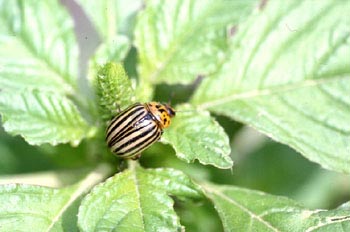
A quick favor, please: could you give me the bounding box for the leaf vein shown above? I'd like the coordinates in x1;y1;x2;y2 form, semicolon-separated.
318;85;350;109
209;187;281;232
236;100;350;166
305;215;350;232
198;74;350;109
148;3;224;82
132;168;146;231
258;1;335;88
313;27;350;78
279;95;350;135
237;0;302;86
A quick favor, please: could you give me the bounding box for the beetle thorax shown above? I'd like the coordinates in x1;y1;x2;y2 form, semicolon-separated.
146;102;175;129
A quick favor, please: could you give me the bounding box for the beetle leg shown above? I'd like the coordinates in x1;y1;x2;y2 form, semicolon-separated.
131;153;141;160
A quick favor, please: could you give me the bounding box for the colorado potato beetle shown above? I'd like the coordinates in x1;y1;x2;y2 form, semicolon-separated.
106;102;176;159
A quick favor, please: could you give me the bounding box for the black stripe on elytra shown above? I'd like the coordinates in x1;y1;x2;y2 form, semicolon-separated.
107;105;144;133
109;119;154;147
106;105;146;139
108;112;154;147
120;127;161;156
107;104;141;127
113;124;157;153
127;130;161;155
108;109;146;141
115;129;161;158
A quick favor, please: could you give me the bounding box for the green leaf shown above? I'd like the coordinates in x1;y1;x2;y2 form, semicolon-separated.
87;36;131;98
95;62;135;121
191;0;350;173
0;90;94;146
75;1;141;84
90;35;130;65
203;184;350;231
162;104;233;169
0;164;112;232
78;165;203;232
0;184;79;232
135;0;258;85
0;0;78;94
75;0;142;41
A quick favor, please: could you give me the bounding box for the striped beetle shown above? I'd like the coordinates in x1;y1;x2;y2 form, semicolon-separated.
106;102;176;159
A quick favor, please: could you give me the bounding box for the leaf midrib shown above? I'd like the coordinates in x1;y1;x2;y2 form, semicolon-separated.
205;186;280;232
132;167;146;231
196;73;350;110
